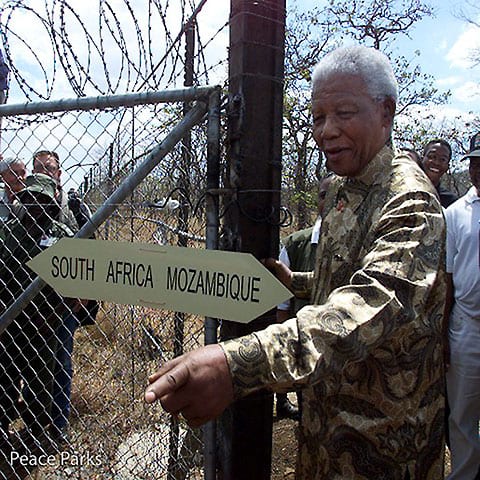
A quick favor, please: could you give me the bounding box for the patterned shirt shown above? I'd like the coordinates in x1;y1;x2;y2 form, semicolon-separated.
222;146;446;479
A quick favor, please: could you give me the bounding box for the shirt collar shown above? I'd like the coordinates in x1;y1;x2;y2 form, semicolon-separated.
348;144;394;187
465;186;480;204
310;217;322;243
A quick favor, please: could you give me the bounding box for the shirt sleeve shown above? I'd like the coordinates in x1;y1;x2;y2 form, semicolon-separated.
277;246;291;311
444;206;456;274
221;190;445;398
290;271;315;299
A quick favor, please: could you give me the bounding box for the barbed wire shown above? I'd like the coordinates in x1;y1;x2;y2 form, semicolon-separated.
0;0;229;101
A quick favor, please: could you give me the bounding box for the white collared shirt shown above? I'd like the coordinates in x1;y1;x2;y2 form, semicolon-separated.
445;186;480;318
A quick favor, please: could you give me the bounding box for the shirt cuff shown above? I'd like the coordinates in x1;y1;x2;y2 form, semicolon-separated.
220;334;269;399
219;317;305;399
291;271;313;299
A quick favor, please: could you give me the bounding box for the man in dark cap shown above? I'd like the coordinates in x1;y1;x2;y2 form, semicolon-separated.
0;173;73;460
444;132;480;479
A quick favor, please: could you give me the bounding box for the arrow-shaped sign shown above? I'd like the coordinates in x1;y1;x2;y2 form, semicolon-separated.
27;238;292;323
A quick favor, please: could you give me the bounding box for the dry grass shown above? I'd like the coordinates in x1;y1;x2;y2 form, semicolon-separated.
18;302;204;479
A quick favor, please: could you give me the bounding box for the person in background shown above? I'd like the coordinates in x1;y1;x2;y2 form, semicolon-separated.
0;156;26;222
421;139;458;208
400;147;421;166
0;174;72;458
32;150;79;229
444;132;480;479
144;45;446;479
31;149;97;445
275;173;334;421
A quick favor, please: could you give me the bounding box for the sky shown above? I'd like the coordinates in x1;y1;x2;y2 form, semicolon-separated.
1;0;479;112
289;0;480;125
393;0;480;116
1;0;479;183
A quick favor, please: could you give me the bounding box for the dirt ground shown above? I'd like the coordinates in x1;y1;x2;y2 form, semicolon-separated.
271;417;297;480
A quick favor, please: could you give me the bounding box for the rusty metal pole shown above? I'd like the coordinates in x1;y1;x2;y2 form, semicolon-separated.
218;1;286;478
168;19;196;479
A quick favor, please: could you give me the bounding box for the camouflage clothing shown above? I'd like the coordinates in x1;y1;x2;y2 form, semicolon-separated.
281;225;318;314
57;187;79;232
0;179;74;437
222;146;446;479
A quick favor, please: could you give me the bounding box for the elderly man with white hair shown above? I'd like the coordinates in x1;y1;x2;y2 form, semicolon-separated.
144;45;446;479
0;156;26;222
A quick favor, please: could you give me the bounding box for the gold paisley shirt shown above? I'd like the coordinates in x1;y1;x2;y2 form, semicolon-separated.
221;146;446;479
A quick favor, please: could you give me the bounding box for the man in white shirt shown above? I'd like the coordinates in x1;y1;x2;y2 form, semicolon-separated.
444;132;480;480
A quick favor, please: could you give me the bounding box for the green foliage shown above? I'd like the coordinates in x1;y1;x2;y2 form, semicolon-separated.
282;0;479;229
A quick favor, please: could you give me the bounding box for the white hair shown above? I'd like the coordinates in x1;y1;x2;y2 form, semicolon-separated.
0;157;25;175
312;45;398;103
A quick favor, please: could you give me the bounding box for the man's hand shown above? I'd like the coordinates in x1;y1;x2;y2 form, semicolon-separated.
145;344;234;428
67;190;81;213
262;258;293;289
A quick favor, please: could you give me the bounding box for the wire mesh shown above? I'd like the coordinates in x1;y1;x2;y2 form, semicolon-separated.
0;91;216;479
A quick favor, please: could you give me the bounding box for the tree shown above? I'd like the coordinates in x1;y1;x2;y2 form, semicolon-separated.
455;0;480;66
282;0;451;229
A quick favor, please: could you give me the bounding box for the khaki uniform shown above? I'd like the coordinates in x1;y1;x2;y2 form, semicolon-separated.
222;146;446;479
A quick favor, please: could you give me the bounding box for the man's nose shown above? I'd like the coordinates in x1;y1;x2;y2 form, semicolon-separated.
322;115;340;139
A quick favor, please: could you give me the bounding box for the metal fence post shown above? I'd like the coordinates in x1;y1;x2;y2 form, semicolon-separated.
204;87;222;480
218;0;286;478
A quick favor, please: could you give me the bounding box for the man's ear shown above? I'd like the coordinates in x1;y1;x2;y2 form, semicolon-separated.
382;97;396;128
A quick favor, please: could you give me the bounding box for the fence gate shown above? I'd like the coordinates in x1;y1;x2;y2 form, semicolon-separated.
0;86;221;480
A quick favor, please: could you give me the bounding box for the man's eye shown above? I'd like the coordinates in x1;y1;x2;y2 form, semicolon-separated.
338;111;354;118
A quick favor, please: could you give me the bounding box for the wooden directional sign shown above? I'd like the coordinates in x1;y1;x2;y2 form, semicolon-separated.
27;238;292;323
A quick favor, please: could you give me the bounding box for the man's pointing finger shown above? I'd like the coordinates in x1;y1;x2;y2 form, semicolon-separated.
145;362;190;404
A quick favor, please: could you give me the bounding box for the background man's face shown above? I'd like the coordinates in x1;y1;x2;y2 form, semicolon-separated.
33;154;61;185
421;143;450;186
469;157;480;194
318;176;333;217
312;73;393;177
1;162;27;199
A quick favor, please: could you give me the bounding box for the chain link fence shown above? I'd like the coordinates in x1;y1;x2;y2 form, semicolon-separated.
0;87;220;479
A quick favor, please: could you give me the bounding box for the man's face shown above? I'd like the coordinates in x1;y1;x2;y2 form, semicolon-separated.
312;73;394;177
469;157;480;195
1;162;27;199
421;143;450;186
33;154;61;185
